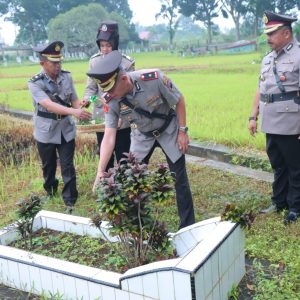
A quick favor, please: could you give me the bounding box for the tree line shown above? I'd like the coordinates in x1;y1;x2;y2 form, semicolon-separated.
1;0;299;51
157;0;300;45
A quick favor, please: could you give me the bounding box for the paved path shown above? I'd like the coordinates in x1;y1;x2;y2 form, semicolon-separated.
186;154;273;183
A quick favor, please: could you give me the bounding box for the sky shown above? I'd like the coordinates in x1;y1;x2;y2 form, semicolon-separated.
0;0;233;46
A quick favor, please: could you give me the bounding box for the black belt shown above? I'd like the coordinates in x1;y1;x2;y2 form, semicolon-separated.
37;110;67;120
260;91;300;103
139;110;176;138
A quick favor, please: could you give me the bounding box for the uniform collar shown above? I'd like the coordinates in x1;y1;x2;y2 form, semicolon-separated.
273;38;296;57
41;69;64;84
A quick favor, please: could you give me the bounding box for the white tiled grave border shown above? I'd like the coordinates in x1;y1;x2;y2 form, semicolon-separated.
0;210;245;300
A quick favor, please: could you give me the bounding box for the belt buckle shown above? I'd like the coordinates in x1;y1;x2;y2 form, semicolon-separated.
152;130;160;138
266;94;270;103
57;114;62;120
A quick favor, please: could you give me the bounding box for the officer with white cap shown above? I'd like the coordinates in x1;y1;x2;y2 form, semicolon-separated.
248;11;300;224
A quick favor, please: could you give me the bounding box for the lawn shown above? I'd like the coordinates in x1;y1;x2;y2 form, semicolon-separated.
0;51;266;150
1;114;300;299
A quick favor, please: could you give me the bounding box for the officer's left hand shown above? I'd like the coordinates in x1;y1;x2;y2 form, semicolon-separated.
177;131;189;154
72;108;92;120
79;100;90;108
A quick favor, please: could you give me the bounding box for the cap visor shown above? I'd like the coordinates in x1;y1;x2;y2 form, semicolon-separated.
264;24;284;34
46;56;64;62
102;80;116;92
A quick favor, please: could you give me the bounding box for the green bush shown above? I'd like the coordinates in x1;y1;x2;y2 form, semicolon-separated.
94;152;175;267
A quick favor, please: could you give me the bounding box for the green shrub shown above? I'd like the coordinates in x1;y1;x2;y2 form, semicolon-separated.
94;152;175;268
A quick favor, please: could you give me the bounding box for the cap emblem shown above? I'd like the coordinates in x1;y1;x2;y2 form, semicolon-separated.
263;14;269;24
55;44;61;52
101;24;108;32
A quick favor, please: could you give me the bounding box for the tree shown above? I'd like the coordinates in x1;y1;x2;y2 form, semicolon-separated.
48;4;131;56
221;0;247;41
0;0;134;45
176;0;221;44
155;0;180;49
247;0;298;38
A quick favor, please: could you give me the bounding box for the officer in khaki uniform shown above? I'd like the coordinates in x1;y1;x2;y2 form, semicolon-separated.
28;41;91;212
87;51;195;229
248;11;300;224
83;20;134;170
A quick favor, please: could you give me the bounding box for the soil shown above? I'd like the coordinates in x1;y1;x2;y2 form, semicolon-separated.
10;228;127;273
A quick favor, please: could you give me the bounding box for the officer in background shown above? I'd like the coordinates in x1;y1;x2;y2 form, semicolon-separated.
248;11;300;224
87;51;195;229
28;41;91;213
83;20;134;170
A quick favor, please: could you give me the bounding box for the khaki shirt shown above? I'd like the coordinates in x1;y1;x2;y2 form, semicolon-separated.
83;52;135;128
28;70;77;144
105;69;182;163
259;38;300;134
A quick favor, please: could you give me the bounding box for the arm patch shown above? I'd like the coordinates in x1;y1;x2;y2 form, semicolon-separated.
140;71;158;81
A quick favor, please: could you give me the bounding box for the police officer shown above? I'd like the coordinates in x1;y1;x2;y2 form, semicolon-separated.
83;20;134;170
87;51;195;229
248;11;300;224
28;41;91;213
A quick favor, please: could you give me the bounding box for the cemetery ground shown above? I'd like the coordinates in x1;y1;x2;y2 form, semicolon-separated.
1;114;300;300
0;52;299;299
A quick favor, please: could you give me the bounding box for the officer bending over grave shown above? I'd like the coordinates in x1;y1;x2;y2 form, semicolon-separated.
87;50;195;229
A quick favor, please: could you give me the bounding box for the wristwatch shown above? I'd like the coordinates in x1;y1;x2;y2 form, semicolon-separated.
179;126;188;133
248;116;257;121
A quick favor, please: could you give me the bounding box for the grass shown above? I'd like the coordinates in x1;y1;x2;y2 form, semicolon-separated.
0;51;267;150
1;114;300;299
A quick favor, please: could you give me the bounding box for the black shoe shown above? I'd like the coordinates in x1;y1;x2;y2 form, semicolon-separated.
284;211;299;225
65;205;74;214
46;179;59;197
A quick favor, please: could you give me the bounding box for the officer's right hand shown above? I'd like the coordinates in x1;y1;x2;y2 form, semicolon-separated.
248;120;257;136
73;108;92;120
92;172;105;194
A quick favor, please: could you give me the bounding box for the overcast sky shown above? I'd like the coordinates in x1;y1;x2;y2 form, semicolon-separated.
0;0;233;46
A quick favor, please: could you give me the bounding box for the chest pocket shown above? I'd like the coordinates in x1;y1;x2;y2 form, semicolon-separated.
277;62;294;74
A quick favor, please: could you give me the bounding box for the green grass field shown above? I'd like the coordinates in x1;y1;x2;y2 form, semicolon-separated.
0;51;266;150
1;115;299;299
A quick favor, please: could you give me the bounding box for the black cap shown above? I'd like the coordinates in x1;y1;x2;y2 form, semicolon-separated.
96;20;119;50
87;50;122;92
263;11;297;33
33;41;64;62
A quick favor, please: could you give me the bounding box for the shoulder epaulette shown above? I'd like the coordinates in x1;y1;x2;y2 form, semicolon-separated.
91;53;101;59
263;50;272;57
29;73;44;82
61;70;70;73
140;71;159;81
122;54;134;62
